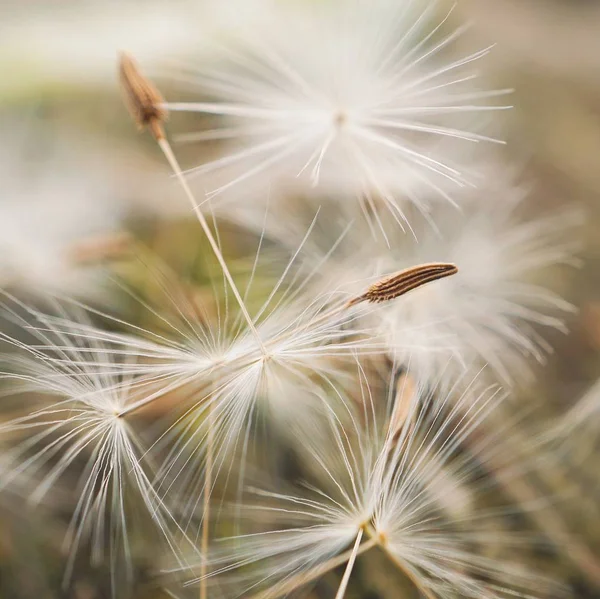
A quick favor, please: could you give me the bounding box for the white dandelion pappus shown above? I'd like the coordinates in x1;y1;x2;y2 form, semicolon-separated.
175;369;557;599
292;177;581;387
380;199;579;386
0;296;192;591
15;246;379;518
29;237;454;527
164;0;510;227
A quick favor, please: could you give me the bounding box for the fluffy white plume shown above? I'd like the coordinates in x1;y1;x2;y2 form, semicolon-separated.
0;296;192;590
275;176;581;387
164;0;510;227
173;370;557;599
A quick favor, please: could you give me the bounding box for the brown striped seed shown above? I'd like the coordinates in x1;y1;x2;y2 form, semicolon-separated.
347;262;458;307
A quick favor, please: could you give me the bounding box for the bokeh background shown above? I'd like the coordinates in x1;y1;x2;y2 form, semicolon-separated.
1;1;600;597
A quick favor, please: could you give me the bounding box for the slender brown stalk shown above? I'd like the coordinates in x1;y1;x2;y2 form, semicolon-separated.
389;372;416;442
378;542;437;599
118;52;266;354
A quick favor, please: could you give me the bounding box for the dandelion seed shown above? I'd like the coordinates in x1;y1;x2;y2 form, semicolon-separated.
162;0;510;227
0;297;192;591
174;370;557;599
118;51;268;354
119;52;168;140
297;176;581;386
346;262;458;307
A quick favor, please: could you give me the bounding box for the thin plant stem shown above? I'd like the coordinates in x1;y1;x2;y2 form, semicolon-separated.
334;527;364;599
156;137;267;355
250;536;378;599
200;402;214;599
118;53;264;350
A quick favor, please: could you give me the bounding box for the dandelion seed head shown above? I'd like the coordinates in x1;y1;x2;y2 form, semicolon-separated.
165;0;509;227
0;300;189;587
183;371;555;599
293;176;581;386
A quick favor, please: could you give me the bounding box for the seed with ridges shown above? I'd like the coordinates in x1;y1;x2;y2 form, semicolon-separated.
347;262;458;307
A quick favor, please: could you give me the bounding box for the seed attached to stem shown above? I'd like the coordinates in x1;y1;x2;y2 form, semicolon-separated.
347;262;458;307
118;52;167;140
116;52;268;354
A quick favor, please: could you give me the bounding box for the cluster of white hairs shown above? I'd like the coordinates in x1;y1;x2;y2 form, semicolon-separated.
0;1;588;598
